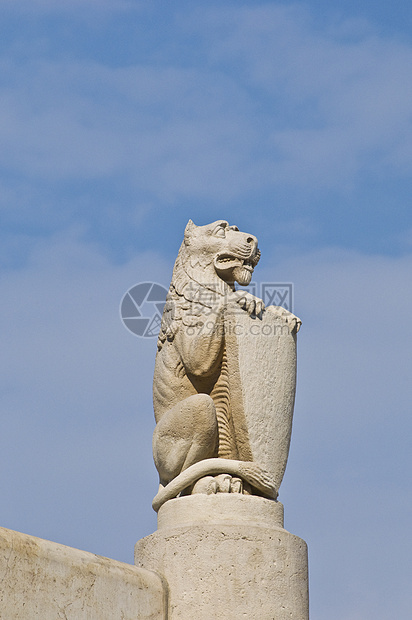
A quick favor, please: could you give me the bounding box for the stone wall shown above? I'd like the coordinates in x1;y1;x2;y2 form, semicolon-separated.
0;526;166;619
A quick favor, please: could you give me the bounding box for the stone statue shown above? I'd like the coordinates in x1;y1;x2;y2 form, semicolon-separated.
152;219;301;512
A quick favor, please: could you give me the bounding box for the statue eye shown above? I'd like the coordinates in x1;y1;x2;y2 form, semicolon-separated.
214;226;226;238
229;226;239;232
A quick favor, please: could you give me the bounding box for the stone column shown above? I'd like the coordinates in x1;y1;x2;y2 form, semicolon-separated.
135;493;309;620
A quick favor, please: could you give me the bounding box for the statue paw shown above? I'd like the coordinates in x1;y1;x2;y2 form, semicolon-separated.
267;305;302;334
233;291;265;317
229;477;243;493
191;476;218;495
191;474;248;495
214;473;233;493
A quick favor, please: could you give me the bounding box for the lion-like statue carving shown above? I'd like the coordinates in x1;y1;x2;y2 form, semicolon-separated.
152;220;300;511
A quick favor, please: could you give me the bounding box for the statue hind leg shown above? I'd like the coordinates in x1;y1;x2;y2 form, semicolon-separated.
152;393;218;487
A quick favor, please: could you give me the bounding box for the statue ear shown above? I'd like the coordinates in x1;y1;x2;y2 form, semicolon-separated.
184;219;197;242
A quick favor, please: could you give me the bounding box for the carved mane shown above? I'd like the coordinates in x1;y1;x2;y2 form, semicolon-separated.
157;231;231;351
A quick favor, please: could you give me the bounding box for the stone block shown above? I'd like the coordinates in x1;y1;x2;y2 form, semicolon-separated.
0;526;166;619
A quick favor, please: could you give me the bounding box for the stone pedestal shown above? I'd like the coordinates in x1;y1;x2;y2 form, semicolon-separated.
135;494;308;620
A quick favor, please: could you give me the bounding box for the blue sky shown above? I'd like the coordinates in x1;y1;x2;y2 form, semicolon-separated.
0;2;411;618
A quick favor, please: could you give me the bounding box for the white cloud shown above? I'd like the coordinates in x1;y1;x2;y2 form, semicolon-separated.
0;59;258;203
187;4;412;188
0;0;136;13
1;4;412;214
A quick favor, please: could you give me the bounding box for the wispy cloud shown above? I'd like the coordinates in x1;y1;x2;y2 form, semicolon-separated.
1;3;412;216
0;0;137;13
190;5;412;187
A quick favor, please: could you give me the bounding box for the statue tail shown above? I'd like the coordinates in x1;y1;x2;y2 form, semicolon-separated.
152;458;277;512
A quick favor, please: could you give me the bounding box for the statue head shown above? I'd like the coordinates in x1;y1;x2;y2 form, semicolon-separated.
183;219;260;286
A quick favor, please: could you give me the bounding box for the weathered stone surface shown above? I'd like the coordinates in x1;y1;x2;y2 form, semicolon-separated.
225;303;298;494
151;219;301;512
157;492;285;530
136;494;308;620
0;526;166;619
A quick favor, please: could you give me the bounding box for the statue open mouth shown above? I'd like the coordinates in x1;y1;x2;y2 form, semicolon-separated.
215;252;259;270
215;254;245;270
214;252;260;286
